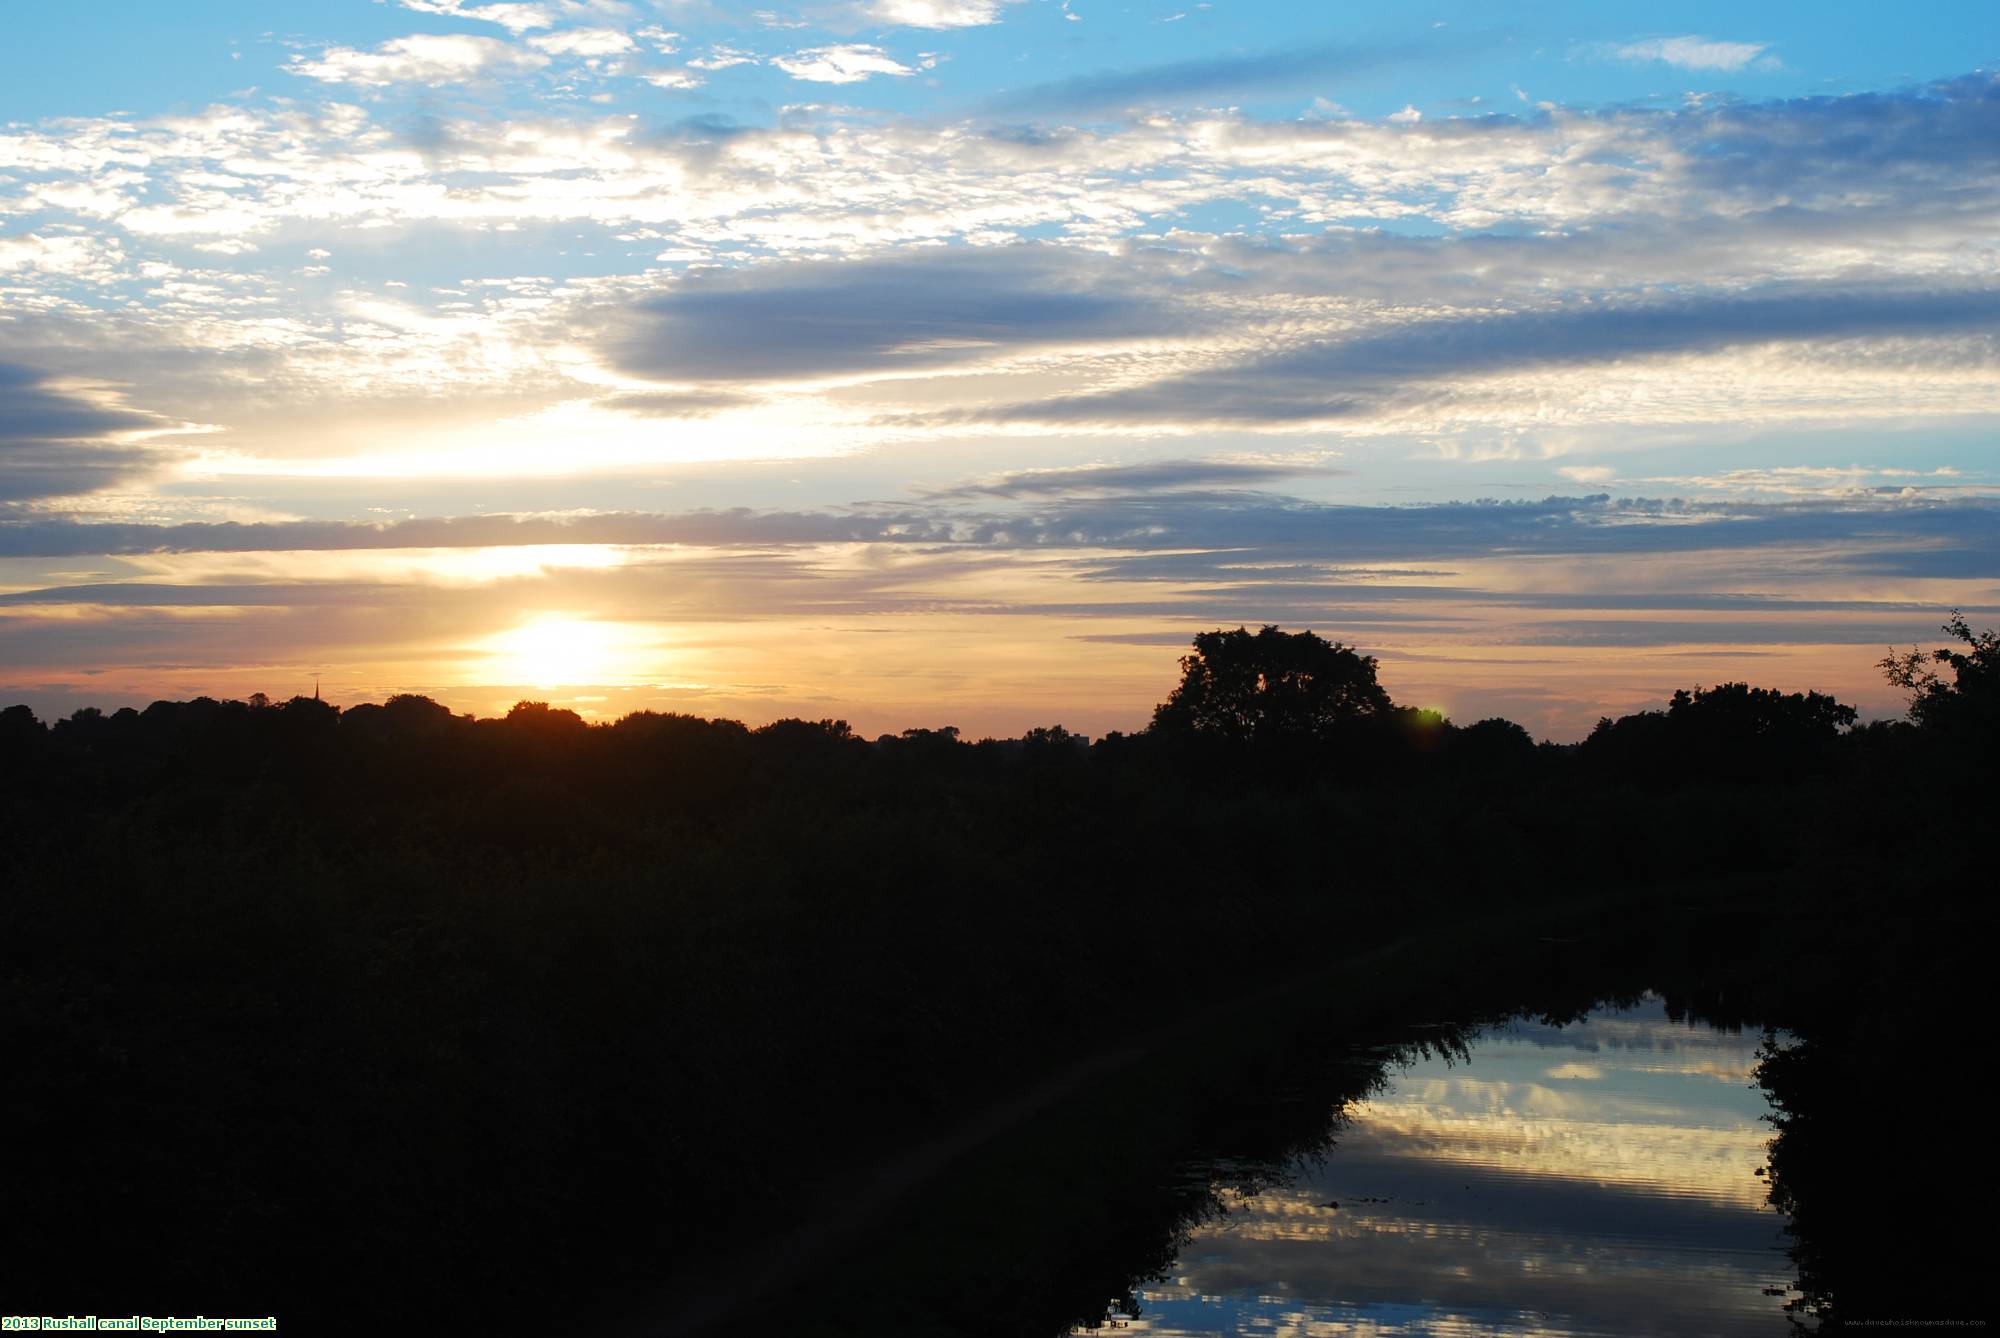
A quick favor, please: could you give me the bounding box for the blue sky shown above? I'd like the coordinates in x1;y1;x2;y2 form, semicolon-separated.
5;1;1986;123
2;2;1996;737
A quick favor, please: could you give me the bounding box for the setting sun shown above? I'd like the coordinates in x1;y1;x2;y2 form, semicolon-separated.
482;617;653;688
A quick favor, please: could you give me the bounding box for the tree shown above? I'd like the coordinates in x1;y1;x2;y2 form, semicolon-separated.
1665;682;1857;740
1880;610;2000;736
1453;716;1538;772
504;699;587;733
1150;626;1392;744
1582;681;1856;784
1020;724;1084;751
0;703;46;768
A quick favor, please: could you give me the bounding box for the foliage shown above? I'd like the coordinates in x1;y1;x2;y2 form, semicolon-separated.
1149;625;1392;743
1880;609;2000;738
1666;681;1857;737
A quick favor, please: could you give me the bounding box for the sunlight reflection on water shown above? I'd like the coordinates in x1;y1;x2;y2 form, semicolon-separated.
1087;996;1792;1337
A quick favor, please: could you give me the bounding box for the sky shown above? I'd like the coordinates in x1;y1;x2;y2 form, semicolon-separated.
2;0;1995;739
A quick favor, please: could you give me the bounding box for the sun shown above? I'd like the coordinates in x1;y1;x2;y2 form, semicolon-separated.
484;617;647;688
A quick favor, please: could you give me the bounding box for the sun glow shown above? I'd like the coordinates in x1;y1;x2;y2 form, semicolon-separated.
482;617;656;687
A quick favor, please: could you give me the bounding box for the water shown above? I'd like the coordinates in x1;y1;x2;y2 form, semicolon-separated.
1084;996;1792;1337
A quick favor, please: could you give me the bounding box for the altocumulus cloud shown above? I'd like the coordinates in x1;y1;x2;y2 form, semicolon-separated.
288;33;549;87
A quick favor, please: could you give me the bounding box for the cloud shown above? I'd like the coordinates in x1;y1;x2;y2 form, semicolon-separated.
976;285;2000;426
920;458;1346;499
772;44;916;84
984;38;1463;116
599;245;1182;383
600;390;755;417
1545;1062;1605;1080
0;362;162;502
4;495;1995;581
858;0;1011;29
0;510;949;558
8;69;1993;260
527;28;637;57
287;34;548;86
397;0;555;33
687;44;757;70
0;233;124;284
1612;35;1770;73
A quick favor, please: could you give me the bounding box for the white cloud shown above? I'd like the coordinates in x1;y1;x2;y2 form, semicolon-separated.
1545;1061;1605;1080
687;45;757;71
7;76;1994;260
1387;104;1422;123
397;0;555;34
0;232;124;282
644;69;704;90
288;34;548;86
1613;35;1769;72
527;28;637;57
773;44;914;84
859;0;1009;28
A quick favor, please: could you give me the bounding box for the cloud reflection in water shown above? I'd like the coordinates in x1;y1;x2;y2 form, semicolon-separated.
1102;997;1790;1337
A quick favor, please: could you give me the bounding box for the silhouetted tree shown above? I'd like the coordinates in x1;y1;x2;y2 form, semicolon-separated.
1881;610;2000;739
0;701;43;742
894;725;961;746
753;716;862;770
0;703;45;772
1150;626;1392;744
756;716;855;746
1581;681;1857;786
1452;716;1537;772
1020;724;1085;752
504;699;587;733
1666;682;1856;740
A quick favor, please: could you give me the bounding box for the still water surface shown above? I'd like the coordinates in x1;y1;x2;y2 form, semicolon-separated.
1083;996;1792;1337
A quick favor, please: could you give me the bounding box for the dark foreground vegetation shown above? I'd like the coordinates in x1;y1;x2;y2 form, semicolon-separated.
2;617;1993;1334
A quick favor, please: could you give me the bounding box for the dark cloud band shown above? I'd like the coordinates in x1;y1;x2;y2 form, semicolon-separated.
974;285;2000;425
3;494;1994;587
0;361;161;502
